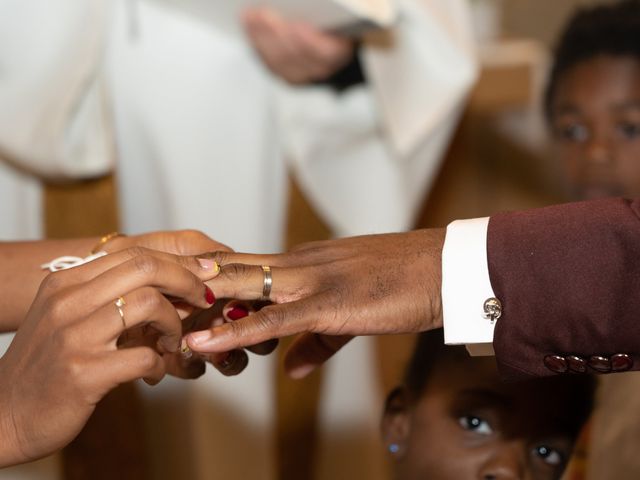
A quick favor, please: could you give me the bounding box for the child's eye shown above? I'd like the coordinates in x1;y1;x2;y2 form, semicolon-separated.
557;123;589;143
533;445;564;466
458;415;493;435
616;122;640;140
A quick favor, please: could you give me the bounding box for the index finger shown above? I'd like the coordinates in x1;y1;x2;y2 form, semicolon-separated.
53;252;219;329
186;296;323;353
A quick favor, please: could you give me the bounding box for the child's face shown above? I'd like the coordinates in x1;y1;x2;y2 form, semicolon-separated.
383;357;578;480
549;55;640;199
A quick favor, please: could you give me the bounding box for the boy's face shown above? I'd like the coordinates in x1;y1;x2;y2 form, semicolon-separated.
549;55;640;199
383;357;578;480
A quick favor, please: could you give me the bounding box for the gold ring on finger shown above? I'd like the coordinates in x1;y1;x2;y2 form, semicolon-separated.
261;265;272;301
114;296;127;329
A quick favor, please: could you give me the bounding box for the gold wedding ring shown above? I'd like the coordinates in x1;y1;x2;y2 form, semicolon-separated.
115;296;127;329
261;265;272;301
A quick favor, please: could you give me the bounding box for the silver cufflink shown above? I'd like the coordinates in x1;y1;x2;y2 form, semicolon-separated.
483;297;502;324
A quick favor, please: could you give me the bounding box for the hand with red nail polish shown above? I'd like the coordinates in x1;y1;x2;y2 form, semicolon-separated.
89;229;240;380
102;229;232;258
0;246;225;467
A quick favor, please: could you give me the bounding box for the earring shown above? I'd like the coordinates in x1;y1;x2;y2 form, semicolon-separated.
388;443;400;454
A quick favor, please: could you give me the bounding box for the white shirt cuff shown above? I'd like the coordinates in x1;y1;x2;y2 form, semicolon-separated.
442;217;496;354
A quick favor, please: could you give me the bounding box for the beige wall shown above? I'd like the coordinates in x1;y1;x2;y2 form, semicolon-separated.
502;0;617;46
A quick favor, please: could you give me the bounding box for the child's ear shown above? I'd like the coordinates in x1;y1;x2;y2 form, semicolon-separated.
381;386;411;459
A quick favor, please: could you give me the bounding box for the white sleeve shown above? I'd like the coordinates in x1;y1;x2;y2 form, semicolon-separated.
0;0;114;179
363;0;478;158
279;0;477;237
441;217;497;355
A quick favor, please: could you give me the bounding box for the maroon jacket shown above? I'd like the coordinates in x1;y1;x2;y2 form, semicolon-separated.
488;198;640;380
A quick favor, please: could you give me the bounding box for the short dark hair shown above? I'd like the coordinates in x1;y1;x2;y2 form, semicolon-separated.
403;329;596;440
403;329;467;398
545;0;640;119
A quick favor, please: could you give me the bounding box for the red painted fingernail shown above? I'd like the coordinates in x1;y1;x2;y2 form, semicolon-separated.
205;286;216;305
227;305;249;321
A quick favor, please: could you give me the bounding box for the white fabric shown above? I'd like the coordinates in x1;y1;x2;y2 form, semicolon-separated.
250;0;398;30
0;161;42;241
287;0;477;236
442;217;496;348
40;251;107;272
364;0;477;158
0;0;114;179
0;0;475;478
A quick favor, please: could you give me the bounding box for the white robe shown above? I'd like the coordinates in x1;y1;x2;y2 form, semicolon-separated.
0;0;476;478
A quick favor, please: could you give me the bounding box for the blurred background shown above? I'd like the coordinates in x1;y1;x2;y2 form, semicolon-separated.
0;0;630;479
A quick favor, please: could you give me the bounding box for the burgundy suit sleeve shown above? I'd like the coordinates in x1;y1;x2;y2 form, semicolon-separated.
488;198;640;380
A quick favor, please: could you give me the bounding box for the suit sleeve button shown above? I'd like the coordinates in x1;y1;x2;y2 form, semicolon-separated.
567;355;587;373
588;355;612;373
611;353;633;372
544;355;568;373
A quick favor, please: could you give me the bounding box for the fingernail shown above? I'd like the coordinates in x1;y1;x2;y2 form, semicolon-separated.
181;338;193;359
204;286;216;305
227;305;249;321
197;257;220;273
189;330;213;346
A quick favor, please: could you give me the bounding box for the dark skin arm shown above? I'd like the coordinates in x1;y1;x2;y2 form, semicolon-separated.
0;247;218;466
186;228;446;378
0;237;97;332
0;231;273;377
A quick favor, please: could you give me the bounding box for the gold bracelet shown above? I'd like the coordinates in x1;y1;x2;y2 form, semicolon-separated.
90;232;124;255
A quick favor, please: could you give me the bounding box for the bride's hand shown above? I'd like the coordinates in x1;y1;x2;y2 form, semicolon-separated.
0;247;218;466
105;230;278;378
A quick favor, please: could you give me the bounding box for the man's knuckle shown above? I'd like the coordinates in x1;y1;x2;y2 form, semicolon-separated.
228;319;245;336
221;321;247;348
256;307;284;331
221;263;251;282
211;250;230;265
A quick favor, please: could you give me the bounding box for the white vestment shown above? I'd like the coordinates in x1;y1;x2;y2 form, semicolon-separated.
0;0;476;477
